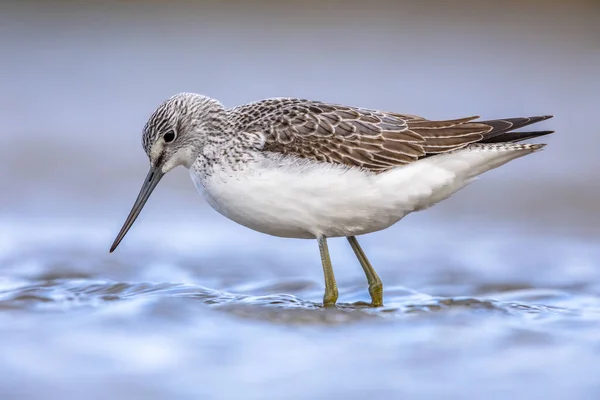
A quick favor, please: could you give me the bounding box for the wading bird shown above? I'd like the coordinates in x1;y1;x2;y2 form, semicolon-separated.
110;93;553;307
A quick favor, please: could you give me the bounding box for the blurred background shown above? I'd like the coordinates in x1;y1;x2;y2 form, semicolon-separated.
1;0;599;399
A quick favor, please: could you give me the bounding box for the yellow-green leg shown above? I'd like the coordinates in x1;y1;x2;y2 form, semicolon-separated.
347;236;383;307
317;236;338;307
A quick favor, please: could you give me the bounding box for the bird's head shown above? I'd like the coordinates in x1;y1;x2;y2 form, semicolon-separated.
110;92;225;252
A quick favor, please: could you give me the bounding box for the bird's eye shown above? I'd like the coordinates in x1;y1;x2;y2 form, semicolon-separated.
163;130;176;143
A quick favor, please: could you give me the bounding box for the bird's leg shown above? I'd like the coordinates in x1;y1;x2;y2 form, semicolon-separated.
317;236;338;307
347;236;383;307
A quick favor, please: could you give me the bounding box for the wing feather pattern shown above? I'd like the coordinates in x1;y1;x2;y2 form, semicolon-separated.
233;99;552;173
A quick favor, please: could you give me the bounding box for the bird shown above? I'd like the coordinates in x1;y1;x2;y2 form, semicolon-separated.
110;93;553;307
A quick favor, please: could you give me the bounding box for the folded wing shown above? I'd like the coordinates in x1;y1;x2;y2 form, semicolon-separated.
234;98;553;173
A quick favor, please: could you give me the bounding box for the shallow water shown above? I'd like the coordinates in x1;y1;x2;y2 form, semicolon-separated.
2;217;600;399
2;0;600;399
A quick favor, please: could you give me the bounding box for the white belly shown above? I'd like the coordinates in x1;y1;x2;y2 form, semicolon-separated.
189;145;539;239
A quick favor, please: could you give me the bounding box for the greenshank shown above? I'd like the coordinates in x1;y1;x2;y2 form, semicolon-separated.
110;93;553;307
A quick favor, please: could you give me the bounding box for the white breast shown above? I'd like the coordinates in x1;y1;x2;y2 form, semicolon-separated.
189;144;542;239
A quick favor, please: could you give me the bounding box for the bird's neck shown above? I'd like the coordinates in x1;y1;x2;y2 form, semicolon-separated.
192;129;261;179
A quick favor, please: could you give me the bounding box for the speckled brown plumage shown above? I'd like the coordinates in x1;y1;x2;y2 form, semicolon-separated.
232;99;552;173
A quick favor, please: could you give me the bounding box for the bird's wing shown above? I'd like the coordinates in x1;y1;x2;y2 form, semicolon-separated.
234;98;499;173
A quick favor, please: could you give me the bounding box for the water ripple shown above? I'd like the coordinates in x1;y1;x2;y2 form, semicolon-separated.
0;278;585;324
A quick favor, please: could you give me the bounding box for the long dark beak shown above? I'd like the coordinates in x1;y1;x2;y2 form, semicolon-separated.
110;167;164;252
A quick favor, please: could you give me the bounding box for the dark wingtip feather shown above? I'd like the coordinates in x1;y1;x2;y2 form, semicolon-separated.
478;115;554;142
482;130;554;144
